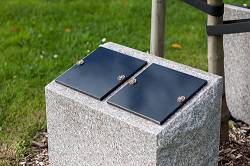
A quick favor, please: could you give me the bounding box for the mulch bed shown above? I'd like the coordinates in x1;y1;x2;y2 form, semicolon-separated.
19;120;250;166
219;120;250;166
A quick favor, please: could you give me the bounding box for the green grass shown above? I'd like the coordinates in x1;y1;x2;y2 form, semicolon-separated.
0;0;249;165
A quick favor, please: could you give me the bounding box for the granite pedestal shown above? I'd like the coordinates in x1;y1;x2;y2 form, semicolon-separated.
46;42;223;166
224;4;250;125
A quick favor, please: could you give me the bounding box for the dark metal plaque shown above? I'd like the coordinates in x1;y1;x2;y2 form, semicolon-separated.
108;64;207;125
55;47;147;100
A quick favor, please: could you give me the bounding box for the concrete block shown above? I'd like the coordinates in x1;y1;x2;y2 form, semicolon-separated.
224;4;250;124
46;42;223;166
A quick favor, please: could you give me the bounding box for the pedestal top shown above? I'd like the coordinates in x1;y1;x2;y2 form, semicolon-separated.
46;42;222;135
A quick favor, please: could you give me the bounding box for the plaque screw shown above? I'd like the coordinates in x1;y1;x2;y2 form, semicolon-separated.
177;96;186;103
77;59;85;65
128;78;137;85
117;75;126;81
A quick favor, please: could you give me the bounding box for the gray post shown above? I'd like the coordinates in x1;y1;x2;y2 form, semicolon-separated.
150;0;166;57
207;0;229;143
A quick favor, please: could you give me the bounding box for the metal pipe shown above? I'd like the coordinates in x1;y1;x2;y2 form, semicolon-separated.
150;0;166;57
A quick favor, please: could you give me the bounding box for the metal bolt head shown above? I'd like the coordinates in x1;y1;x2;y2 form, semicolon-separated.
177;96;186;103
77;59;85;65
128;78;137;85
117;75;126;81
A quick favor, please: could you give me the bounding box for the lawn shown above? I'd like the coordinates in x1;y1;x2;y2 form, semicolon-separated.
0;0;249;165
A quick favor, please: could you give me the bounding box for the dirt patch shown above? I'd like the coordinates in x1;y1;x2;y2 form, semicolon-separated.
19;132;48;166
0;141;17;165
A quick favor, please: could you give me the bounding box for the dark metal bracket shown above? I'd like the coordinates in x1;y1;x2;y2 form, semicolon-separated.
182;0;224;17
207;19;250;36
182;0;250;36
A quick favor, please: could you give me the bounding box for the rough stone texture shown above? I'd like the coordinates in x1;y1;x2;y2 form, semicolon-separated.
224;4;250;125
46;42;223;166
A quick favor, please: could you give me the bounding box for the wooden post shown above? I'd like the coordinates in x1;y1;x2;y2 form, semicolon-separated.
150;0;166;57
207;0;229;144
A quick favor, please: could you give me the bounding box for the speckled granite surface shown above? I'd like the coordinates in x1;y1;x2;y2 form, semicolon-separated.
224;4;250;125
46;42;223;166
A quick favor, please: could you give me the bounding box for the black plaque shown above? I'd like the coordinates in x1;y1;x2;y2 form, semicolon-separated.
56;47;147;100
108;64;207;125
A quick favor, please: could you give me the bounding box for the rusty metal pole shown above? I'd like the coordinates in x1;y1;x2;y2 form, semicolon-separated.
150;0;166;57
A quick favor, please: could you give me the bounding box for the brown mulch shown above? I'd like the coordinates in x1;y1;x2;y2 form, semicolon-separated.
219;120;250;166
19;120;250;166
